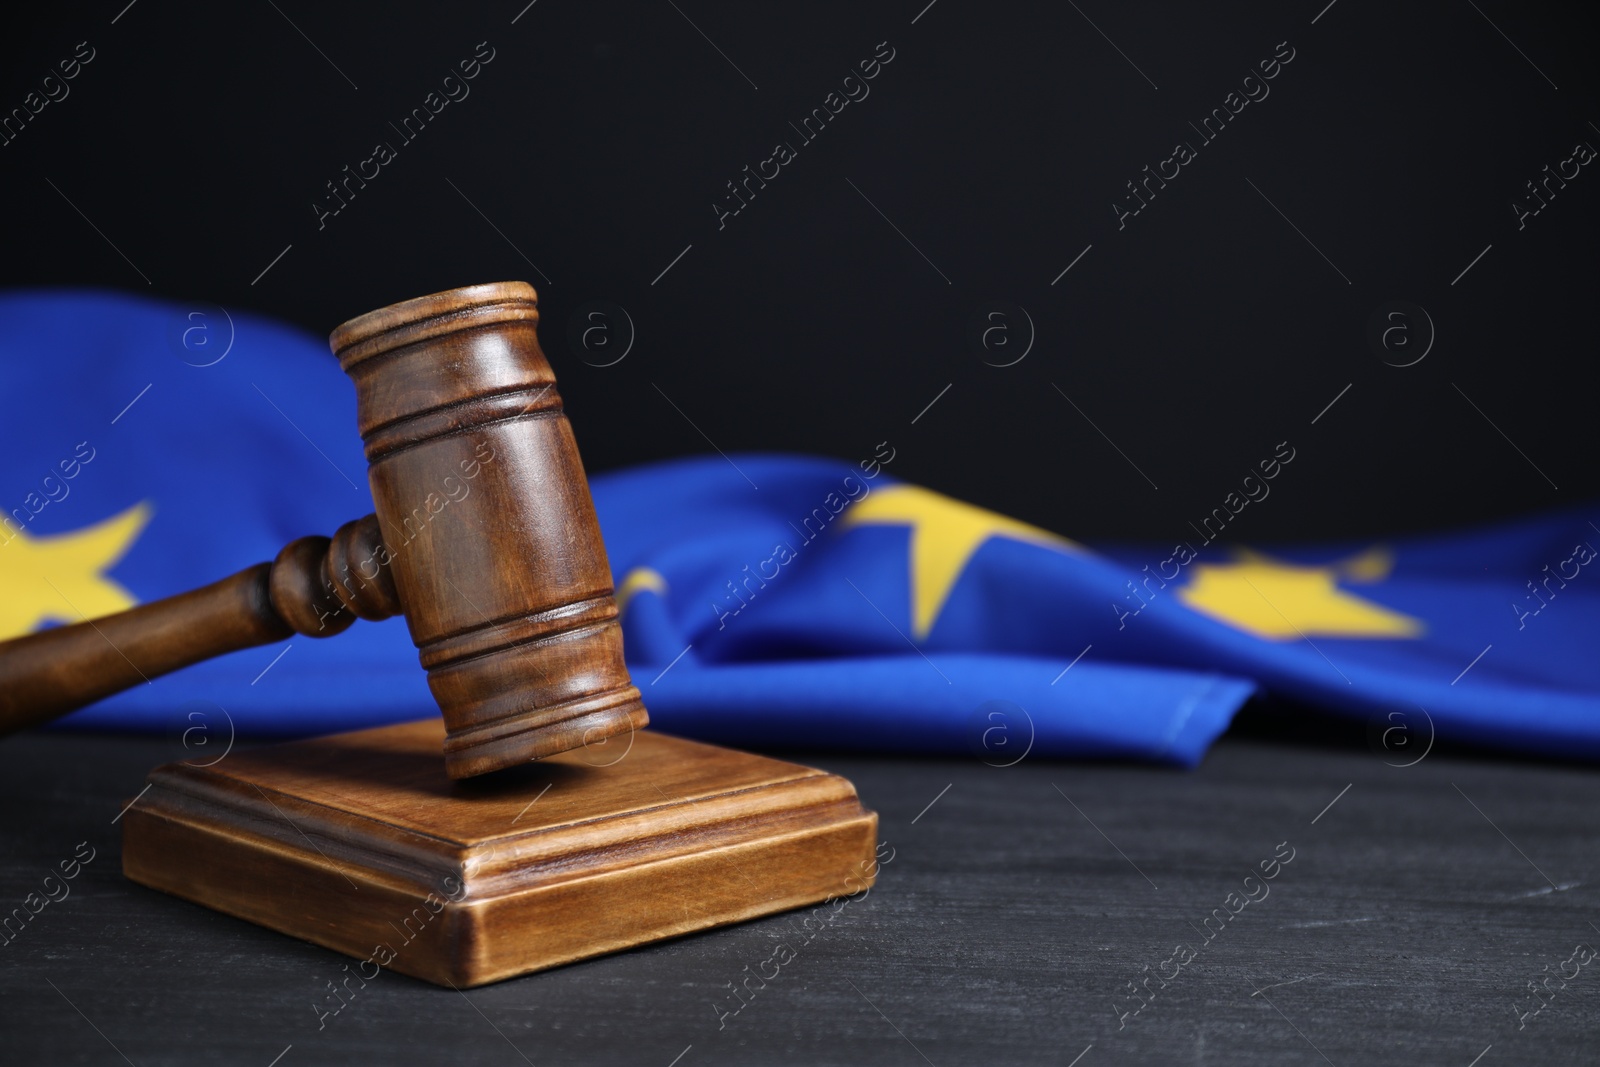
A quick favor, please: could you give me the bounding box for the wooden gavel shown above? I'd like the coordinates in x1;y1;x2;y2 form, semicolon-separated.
0;282;647;778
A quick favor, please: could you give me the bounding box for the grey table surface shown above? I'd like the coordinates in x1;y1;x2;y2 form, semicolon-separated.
2;717;1597;1067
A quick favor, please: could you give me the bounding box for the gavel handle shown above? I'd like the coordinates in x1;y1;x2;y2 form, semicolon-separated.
0;514;401;736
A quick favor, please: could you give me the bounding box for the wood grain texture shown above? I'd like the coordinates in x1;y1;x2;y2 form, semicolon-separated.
0;282;647;775
0;517;398;734
330;282;647;778
3;725;1599;1066
120;719;879;987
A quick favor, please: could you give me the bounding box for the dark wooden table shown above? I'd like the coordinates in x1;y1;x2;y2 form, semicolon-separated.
3;720;1597;1066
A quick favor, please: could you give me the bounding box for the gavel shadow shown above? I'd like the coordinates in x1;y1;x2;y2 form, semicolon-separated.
132;714;877;988
448;759;593;800
274;718;601;807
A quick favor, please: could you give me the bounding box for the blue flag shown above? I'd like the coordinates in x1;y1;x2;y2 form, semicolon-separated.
3;290;1597;766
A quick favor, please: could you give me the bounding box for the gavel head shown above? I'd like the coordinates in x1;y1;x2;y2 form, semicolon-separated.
322;281;647;779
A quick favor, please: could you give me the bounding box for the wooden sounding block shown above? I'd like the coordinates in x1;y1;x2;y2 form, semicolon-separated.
0;282;881;985
121;719;880;987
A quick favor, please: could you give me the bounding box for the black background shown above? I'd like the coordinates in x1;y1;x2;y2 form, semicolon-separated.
5;9;1600;1063
1;0;1594;542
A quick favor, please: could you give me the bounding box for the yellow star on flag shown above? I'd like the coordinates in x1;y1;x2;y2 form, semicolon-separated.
0;503;153;639
840;484;1080;639
616;566;667;616
1177;545;1423;641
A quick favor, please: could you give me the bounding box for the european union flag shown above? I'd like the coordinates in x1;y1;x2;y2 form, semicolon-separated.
4;291;1597;766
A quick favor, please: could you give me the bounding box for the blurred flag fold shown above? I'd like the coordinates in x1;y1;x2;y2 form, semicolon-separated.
3;291;1596;766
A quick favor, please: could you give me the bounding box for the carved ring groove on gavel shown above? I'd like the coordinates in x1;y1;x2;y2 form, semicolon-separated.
0;282;648;778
